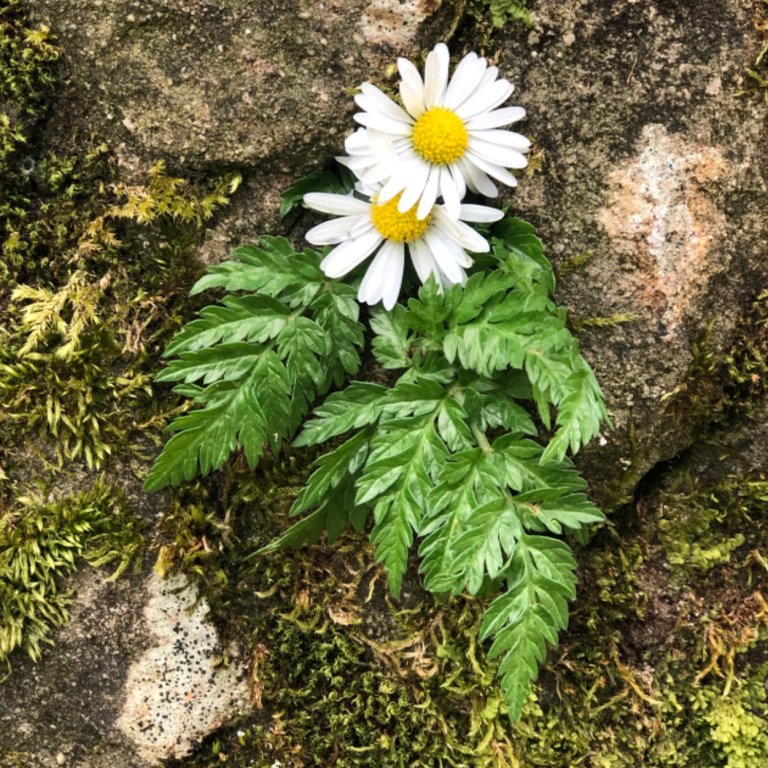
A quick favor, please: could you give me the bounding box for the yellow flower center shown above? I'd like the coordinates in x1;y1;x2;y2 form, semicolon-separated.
411;107;469;165
370;193;432;242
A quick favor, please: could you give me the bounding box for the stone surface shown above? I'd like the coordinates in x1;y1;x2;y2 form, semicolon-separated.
27;0;456;171
0;569;249;767
498;0;768;502
117;574;250;763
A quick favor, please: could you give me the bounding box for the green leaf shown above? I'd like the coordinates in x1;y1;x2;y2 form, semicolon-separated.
156;343;265;386
491;219;553;292
356;380;452;595
291;428;373;516
540;366;609;463
294;382;388;447
448;498;522;593
481;533;578;721
192;238;325;306
370;305;412;369
144;350;291;491
165;296;290;356
310;284;365;388
420;448;506;594
514;491;605;535
258;478;365;553
406;278;450;340
280;168;356;216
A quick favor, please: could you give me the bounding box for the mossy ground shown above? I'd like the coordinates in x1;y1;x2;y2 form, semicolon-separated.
2;1;768;767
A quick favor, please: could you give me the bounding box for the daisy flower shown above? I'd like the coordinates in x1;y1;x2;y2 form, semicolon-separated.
304;187;504;310
345;42;530;220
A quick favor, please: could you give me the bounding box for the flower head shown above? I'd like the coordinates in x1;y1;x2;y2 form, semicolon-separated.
304;187;504;310
344;43;530;220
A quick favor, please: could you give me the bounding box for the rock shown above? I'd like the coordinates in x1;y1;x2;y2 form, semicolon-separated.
499;0;768;503
0;569;249;767
116;574;250;763
27;0;458;172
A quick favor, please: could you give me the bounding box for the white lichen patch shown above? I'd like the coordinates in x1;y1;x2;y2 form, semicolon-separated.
116;574;249;763
598;123;728;338
358;0;435;49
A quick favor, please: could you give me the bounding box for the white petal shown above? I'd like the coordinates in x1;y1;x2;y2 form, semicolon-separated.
354;111;413;136
398;58;426;118
456;157;479;194
450;163;466;200
322;229;383;278
358;82;413;124
459;204;504;223
345;128;370;153
467;138;529;169
342;154;375;170
305;193;372;216
397;160;431;213
306;215;363;245
424;228;465;284
409;237;440;285
346;218;377;241
418;166;440;220
465;152;519;188
358;239;401;306
361;163;398;185
439;165;462;219
368;128;399;165
455;80;514;121
382;241;405;310
468;129;531;151
458;157;498;197
466;106;526;131
477;66;499;91
378;156;425;203
423;43;450;109
444;53;486;111
434;207;490;253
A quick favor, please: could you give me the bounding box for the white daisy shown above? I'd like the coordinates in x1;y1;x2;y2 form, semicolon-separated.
344;43;530;221
304;188;504;310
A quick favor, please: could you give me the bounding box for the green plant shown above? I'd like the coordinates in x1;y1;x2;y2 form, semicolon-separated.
0;479;145;676
147;215;609;720
469;0;533;29
143;236;366;490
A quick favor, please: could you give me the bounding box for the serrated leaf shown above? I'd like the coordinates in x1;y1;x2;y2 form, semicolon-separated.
481;533;577;721
357;395;451;595
291;428;373;516
144;350;290;491
156;343;264;385
192;238;325;304
420;448;506;594
406;278;450;340
165;296;290;356
294;382;388;447
370;305;411;369
448;498;522;593
540;367;609;463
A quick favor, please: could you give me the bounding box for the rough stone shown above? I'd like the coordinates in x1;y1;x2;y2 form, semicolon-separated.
498;0;768;502
0;569;249;767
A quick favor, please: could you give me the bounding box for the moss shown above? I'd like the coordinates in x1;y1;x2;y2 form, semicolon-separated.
0;478;145;676
0;0;241;682
654;473;768;582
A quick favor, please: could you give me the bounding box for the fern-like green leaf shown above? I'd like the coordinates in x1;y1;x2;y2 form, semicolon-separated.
144;350;290;491
481;534;577;721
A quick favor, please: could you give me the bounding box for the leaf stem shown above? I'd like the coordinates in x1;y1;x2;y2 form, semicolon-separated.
470;422;492;455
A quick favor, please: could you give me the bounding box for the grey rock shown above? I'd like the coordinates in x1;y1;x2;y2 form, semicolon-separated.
0;570;249;767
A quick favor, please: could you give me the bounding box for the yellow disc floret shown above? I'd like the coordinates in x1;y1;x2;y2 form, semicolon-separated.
411;107;469;165
371;193;432;242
